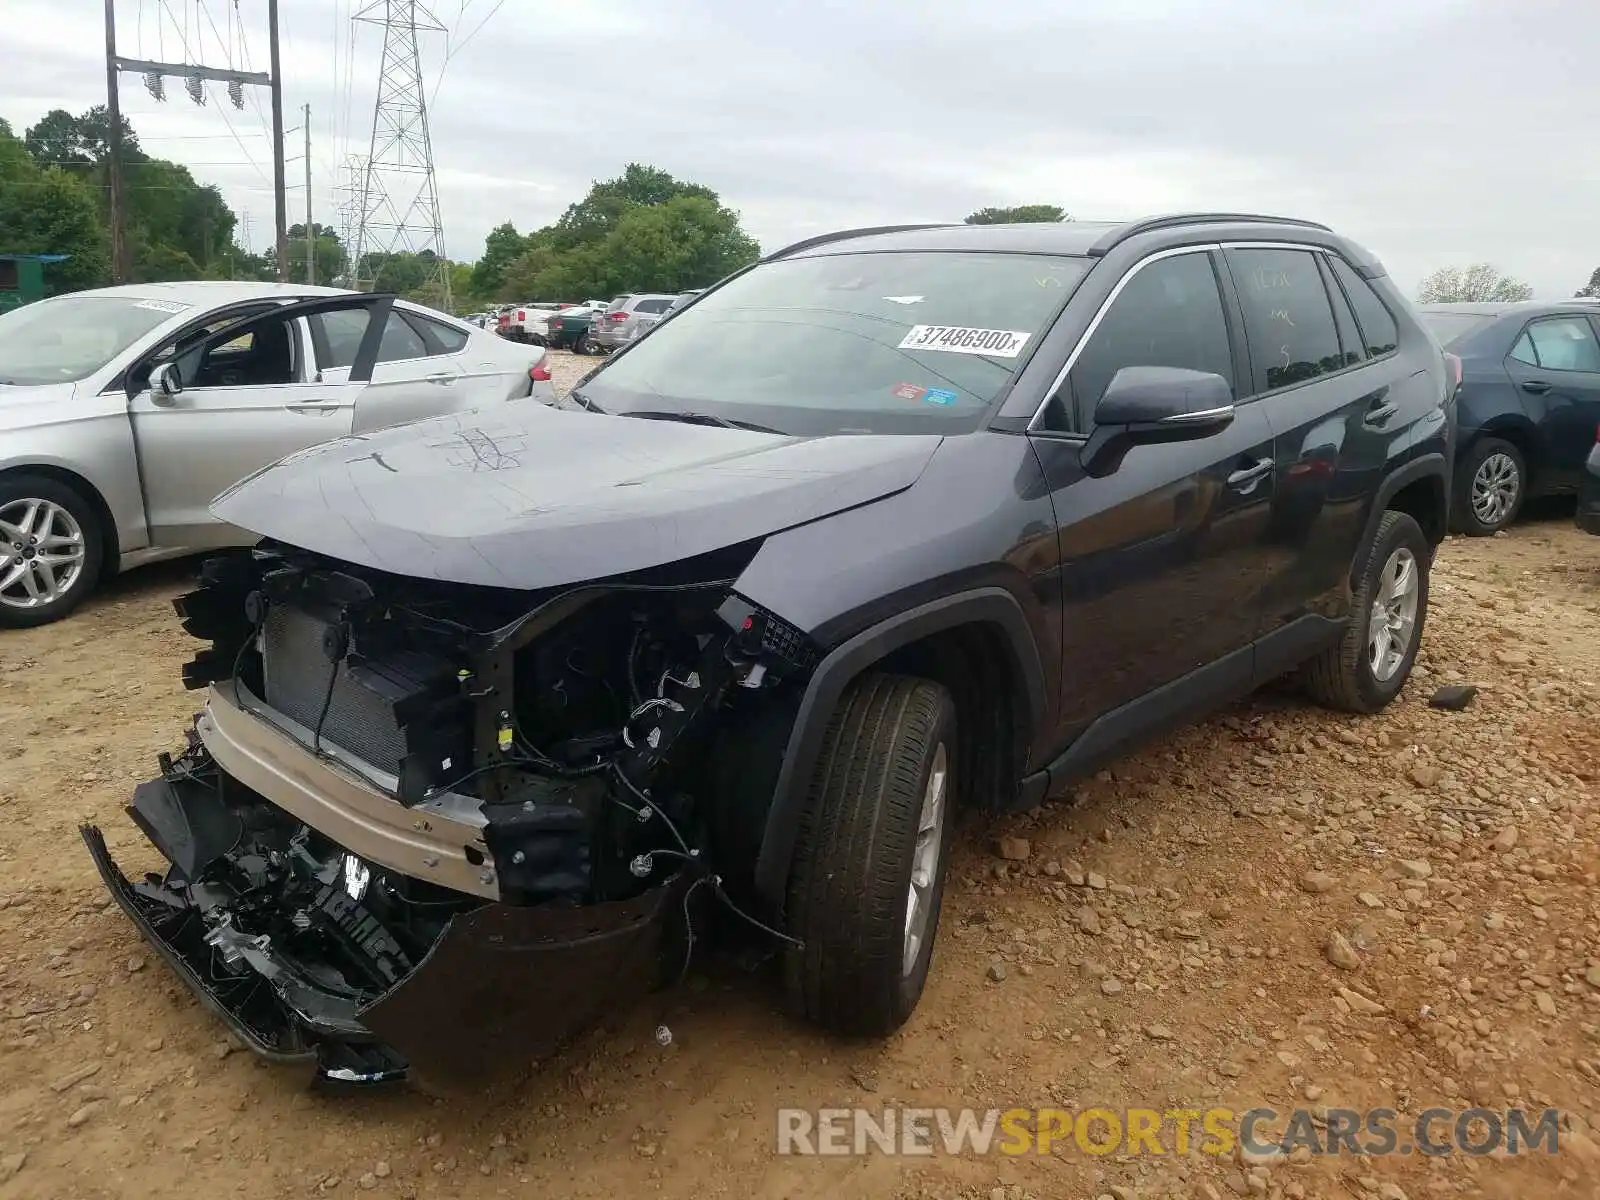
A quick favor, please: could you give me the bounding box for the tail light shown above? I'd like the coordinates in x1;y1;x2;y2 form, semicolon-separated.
606;311;628;322
1444;352;1462;393
516;309;526;322
529;354;551;383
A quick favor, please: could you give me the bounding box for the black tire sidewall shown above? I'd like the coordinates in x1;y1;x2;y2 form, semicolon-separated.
0;475;104;628
894;698;958;1018
1454;438;1525;536
1350;512;1429;709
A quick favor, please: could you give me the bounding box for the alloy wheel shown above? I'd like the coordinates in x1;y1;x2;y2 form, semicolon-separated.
1470;452;1519;527
902;741;948;977
1368;546;1419;683
0;498;87;611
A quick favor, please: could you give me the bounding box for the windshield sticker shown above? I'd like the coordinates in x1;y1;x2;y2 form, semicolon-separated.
923;387;959;406
897;325;1031;358
882;295;924;305
891;382;927;401
133;299;193;314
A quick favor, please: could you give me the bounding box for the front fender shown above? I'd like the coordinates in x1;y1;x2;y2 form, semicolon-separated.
750;587;1047;907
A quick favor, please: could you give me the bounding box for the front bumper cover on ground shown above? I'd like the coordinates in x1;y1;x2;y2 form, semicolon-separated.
83;820;687;1091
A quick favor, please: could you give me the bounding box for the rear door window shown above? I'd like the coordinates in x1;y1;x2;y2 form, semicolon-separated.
1328;256;1399;357
1518;316;1600;372
312;308;432;369
1226;247;1345;394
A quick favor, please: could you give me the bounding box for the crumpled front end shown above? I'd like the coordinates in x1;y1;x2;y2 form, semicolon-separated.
86;540;816;1089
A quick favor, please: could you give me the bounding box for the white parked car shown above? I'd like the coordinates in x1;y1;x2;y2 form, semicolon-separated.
0;281;556;627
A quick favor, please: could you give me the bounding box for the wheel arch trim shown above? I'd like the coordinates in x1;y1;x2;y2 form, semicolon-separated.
1362;452;1448;555
752;586;1047;907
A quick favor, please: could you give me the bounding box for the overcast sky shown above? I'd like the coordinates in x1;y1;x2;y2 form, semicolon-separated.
5;0;1598;298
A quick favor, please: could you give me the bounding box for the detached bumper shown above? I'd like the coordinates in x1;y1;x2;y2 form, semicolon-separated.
84;724;692;1091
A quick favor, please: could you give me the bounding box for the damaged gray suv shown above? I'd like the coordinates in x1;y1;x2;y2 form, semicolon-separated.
85;214;1453;1089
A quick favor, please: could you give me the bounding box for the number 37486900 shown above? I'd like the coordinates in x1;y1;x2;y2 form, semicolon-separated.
896;325;1032;358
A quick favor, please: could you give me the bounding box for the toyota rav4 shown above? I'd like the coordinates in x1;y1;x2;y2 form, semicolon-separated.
85;213;1455;1090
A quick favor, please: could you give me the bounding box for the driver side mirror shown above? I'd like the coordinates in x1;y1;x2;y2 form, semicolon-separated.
149;361;184;405
1079;366;1235;478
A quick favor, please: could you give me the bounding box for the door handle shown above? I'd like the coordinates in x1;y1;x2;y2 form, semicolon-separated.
425;372;456;385
287;401;339;414
1360;386;1397;428
1521;380;1552;395
1226;457;1274;491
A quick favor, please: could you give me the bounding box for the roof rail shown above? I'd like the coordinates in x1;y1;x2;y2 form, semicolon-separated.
1087;212;1334;257
763;224;957;261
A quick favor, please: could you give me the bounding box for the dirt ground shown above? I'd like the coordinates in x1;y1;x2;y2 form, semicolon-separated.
2;372;1598;1198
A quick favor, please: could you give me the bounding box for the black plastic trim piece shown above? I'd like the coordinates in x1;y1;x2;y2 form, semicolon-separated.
1360;452;1449;553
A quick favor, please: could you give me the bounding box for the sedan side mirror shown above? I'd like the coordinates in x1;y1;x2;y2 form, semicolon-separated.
149;361;184;405
1079;366;1235;477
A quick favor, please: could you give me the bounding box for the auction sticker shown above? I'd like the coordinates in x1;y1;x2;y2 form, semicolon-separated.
890;382;927;401
897;324;1031;358
134;299;192;314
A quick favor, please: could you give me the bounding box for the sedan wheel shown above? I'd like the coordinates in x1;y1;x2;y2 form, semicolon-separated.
0;478;104;628
1470;452;1520;527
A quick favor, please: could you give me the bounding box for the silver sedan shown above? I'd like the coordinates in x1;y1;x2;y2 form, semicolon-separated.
0;281;556;627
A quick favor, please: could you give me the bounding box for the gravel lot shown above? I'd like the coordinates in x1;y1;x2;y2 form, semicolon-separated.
1;368;1597;1199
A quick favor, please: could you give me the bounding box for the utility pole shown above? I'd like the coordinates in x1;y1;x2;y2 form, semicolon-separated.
105;0;280;282
303;103;314;285
102;0;129;283
268;0;288;281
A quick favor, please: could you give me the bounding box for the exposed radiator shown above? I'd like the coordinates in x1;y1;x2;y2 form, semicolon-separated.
260;605;408;776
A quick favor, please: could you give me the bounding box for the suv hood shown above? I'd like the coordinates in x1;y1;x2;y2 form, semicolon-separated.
211;405;941;590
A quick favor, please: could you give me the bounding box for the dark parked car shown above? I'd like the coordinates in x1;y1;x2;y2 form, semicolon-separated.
85;213;1453;1090
1418;300;1600;534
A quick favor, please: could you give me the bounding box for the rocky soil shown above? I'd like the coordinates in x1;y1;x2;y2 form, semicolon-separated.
0;369;1595;1199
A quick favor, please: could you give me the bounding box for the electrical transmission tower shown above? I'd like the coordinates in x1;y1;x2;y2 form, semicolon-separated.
350;1;451;308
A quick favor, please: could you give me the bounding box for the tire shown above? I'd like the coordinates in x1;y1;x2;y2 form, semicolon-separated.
1300;510;1429;714
575;333;594;356
784;673;957;1037
1451;437;1526;535
0;474;105;629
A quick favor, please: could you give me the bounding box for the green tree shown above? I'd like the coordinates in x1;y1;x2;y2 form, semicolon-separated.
273;223;347;285
24;105;144;169
964;204;1067;224
1575;267;1600;299
550;163;717;252
1417;263;1532;304
470;221;531;297
0;120;110;292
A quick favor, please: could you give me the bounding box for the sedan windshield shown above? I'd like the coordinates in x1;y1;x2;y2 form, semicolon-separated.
576;250;1091;435
0;295;187;385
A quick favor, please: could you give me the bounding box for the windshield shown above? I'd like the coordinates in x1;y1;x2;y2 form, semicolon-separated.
577;250;1091;435
0;294;187;385
1418;310;1497;349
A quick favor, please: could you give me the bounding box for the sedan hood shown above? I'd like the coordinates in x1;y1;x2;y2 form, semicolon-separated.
211;405;941;590
0;382;77;430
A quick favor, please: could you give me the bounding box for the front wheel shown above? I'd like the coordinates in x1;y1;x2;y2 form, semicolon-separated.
1300;509;1429;713
784;673;957;1037
1452;437;1526;535
0;476;104;628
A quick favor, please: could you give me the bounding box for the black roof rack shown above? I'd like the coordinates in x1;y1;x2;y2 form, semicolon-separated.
763;224;958;261
1087;212;1334;257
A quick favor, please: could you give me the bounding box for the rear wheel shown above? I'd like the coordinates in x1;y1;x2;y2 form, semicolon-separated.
784;673;956;1036
1452;437;1526;535
1300;510;1429;713
0;475;104;628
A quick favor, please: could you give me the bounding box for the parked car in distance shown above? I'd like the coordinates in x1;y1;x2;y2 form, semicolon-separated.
498;301;569;344
1418;299;1600;534
0;281;555;627
1578;426;1600;535
666;289;701;315
87;213;1453;1089
543;305;598;352
591;293;677;350
629;289;704;342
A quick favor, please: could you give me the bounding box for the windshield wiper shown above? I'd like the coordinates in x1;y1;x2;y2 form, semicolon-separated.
618;409;786;435
566;388;604;413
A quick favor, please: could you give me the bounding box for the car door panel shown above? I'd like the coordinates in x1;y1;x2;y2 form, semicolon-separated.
129;295;391;548
1222;246;1394;633
310;306;486;432
1025;247;1277;750
1505;315;1600;485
